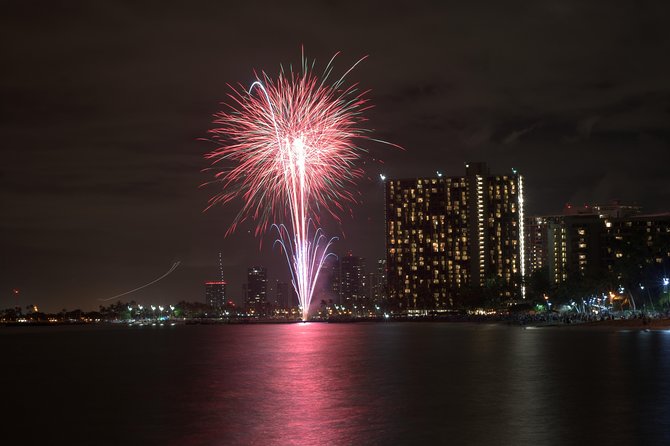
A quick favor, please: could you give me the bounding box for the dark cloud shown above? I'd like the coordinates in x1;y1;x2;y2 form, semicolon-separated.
2;0;669;311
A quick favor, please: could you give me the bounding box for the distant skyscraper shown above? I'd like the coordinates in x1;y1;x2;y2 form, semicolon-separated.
368;259;387;307
339;253;367;313
245;266;267;314
275;280;294;310
205;281;227;313
326;257;341;305
386;162;524;312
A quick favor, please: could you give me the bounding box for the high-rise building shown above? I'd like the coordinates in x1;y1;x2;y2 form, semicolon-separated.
339;254;367;313
526;201;657;285
563;215;603;279
327;257;342;305
526;216;556;275
538;215;602;284
367;259;387;308
245;266;267;314
603;212;670;279
546;218;568;284
386;162;524;311
205;281;227;313
275;280;295;310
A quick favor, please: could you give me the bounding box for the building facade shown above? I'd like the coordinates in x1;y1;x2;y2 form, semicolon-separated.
525;215;558;276
205;281;227;313
525;203;670;288
603;213;670;282
386;162;524;312
339;254;367;313
245;266;268;315
530;214;604;284
275;280;295;310
367;258;387;308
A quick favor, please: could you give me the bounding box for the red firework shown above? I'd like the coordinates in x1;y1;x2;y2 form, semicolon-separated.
205;52;390;320
204;53;372;236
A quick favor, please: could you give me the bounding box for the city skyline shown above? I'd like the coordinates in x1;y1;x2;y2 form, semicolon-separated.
5;167;666;313
3;2;670;312
3;4;670;446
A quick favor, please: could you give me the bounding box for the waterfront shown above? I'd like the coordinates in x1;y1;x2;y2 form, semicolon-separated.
2;323;670;445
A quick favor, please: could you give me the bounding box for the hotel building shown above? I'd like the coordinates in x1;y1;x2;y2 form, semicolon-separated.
526;202;670;285
385;162;525;312
603;212;670;279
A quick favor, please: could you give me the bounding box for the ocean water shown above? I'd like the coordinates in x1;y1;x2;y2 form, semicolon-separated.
2;323;669;445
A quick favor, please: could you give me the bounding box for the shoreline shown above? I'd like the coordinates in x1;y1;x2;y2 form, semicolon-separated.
555;317;670;331
3;317;670;330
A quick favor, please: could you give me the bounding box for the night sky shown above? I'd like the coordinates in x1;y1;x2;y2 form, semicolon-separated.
2;1;669;312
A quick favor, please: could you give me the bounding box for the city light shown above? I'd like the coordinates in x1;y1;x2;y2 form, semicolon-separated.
663;277;670;287
379;173;386;181
518;172;526;299
476;175;485;285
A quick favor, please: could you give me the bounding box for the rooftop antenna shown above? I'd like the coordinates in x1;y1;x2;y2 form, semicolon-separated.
219;252;225;282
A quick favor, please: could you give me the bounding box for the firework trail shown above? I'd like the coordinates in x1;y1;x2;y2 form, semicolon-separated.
205;52;381;320
98;261;181;302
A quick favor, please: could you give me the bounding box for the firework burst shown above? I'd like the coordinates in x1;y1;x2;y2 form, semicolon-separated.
205;53;376;320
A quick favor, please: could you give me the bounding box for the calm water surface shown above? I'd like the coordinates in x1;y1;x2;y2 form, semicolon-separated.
2;323;669;445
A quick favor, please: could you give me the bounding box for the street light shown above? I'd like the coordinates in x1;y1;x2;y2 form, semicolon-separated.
640;283;655;312
663;278;670;309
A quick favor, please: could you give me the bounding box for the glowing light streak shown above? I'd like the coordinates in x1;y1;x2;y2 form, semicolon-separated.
518;173;526;299
98;261;181;302
205;53;391;320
